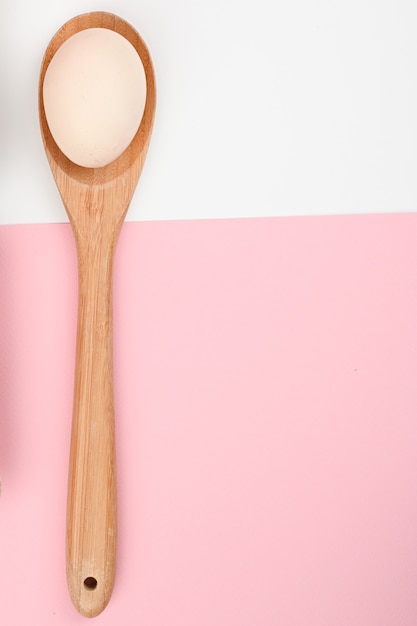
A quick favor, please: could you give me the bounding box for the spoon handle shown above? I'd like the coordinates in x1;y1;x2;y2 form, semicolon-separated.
66;240;117;618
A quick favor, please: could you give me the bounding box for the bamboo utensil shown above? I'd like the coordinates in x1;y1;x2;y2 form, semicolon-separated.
38;12;156;617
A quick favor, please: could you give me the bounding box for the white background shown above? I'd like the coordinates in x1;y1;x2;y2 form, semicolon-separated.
1;0;417;224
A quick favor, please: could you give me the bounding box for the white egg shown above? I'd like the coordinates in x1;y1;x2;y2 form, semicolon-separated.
43;28;147;168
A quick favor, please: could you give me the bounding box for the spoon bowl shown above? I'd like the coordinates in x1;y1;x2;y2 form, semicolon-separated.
39;12;156;618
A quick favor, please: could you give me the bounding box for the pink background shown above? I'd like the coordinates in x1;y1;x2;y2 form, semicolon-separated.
1;215;417;624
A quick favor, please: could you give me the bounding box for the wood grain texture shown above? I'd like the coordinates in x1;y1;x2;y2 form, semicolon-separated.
38;12;156;618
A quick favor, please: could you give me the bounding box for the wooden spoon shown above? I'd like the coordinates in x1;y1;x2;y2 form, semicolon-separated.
38;12;156;618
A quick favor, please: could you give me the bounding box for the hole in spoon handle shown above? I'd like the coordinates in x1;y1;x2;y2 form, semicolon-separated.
84;577;98;590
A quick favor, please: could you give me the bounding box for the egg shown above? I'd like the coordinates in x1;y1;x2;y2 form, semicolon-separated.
43;28;147;168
